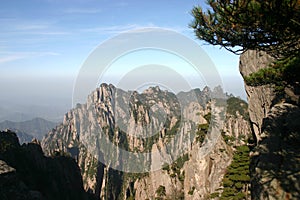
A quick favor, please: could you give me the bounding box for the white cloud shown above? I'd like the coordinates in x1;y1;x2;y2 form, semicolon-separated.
80;23;192;36
81;24;141;34
0;55;26;64
0;18;18;22
45;0;96;3
114;2;129;7
64;8;102;14
15;23;69;35
15;24;50;31
25;31;70;35
0;19;69;36
0;52;60;64
156;25;192;34
80;23;162;35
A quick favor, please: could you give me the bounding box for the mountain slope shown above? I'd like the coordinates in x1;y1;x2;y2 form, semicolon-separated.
42;83;251;200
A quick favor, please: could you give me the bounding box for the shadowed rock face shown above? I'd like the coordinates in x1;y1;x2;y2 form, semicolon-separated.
0;130;94;200
251;103;300;199
42;84;251;200
240;50;300;199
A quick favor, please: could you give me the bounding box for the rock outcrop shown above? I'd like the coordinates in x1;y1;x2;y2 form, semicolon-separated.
239;50;276;143
0;130;94;200
41;84;251;200
240;50;300;199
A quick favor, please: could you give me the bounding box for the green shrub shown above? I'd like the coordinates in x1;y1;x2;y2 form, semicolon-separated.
170;173;176;178
127;196;135;200
244;55;300;96
188;186;196;195
220;145;250;199
222;131;235;146
226;97;249;119
162;163;169;171
166;119;181;136
210;192;220;198
156;185;166;197
196;123;208;143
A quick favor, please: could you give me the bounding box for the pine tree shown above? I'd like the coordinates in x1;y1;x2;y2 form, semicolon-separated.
220;145;250;199
191;0;300;93
190;0;300;58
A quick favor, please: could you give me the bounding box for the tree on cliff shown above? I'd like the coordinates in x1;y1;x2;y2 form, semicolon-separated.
190;0;300;91
190;0;300;58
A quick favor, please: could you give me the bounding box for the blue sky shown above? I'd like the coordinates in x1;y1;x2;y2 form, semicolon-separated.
0;0;246;121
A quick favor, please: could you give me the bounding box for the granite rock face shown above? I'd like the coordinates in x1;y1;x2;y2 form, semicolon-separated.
239;50;300;199
42;84;250;200
239;50;276;143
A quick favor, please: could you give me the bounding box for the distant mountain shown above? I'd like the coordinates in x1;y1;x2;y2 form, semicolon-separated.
0;118;57;142
0;106;33;122
12;130;34;144
0;103;69;123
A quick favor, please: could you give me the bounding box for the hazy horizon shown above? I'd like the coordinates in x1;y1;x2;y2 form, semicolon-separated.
0;0;247;122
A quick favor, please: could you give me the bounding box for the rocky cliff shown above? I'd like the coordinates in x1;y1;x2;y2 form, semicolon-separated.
0;130;94;200
41;83;251;200
240;50;300;199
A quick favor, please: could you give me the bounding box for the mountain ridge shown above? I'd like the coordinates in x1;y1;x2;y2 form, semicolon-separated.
42;83;251;199
0;117;57;142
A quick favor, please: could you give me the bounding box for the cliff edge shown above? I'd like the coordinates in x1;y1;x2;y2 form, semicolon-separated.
240;50;300;199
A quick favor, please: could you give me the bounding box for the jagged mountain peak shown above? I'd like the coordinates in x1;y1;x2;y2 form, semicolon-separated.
42;83;250;200
202;85;211;93
93;84;227;108
142;85;161;94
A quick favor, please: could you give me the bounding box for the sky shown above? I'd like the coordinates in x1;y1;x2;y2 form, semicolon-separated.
0;0;246;122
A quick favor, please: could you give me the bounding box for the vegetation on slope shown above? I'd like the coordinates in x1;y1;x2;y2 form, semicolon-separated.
210;145;250;199
162;153;189;183
195;112;212;144
226;97;248;119
244;56;300;96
